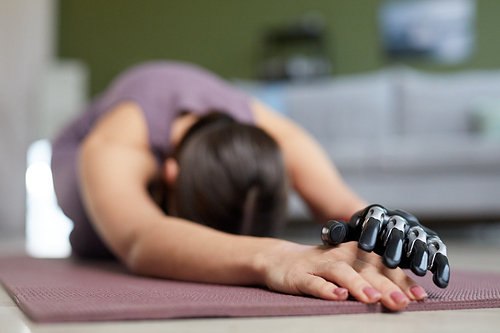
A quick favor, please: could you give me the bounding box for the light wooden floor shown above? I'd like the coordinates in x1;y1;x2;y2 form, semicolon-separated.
1;224;500;333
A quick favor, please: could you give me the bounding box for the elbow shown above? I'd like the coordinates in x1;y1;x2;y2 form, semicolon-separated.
123;241;148;276
122;235;161;278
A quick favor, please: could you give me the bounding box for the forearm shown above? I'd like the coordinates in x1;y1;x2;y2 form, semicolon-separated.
285;130;367;222
252;100;366;222
126;216;285;286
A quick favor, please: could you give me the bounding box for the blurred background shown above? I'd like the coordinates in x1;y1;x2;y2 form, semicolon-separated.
1;0;500;257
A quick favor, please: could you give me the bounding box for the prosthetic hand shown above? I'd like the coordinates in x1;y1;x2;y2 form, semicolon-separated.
321;204;450;288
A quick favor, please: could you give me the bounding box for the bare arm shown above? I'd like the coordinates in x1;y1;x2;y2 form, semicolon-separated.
78;102;425;310
251;99;367;222
78;102;278;285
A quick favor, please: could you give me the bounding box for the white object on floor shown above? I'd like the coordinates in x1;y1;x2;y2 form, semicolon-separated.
25;139;72;258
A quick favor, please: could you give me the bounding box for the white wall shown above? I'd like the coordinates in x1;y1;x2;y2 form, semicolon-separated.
0;0;56;237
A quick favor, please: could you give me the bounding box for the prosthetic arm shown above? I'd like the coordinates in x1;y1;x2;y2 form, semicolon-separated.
321;204;450;288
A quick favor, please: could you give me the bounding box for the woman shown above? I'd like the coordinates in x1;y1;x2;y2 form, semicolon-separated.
51;61;428;311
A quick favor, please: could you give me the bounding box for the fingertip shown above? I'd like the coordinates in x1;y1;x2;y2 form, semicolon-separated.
358;218;380;252
384;291;410;311
362;286;382;303
410;241;428;276
382;230;404;269
333;287;349;300
432;255;450;288
299;275;349;301
410;286;428;300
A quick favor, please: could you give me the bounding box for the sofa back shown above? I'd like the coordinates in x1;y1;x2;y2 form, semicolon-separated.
286;70;396;143
398;68;500;137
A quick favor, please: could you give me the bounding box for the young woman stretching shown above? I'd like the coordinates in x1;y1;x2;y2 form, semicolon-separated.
51;61;429;311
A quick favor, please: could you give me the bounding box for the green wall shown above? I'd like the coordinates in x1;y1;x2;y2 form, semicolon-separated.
58;0;500;96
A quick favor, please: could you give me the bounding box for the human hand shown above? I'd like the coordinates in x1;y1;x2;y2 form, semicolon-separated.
261;241;428;311
321;204;450;288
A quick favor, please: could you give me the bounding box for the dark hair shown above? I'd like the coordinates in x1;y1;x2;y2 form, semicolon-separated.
171;112;289;237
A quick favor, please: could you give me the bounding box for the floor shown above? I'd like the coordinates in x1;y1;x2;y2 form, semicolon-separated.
1;223;500;333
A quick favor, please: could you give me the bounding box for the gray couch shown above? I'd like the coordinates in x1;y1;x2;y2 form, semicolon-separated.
238;66;500;222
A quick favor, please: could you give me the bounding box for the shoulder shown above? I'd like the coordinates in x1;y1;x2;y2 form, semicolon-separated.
84;102;150;151
81;101;158;181
250;99;301;140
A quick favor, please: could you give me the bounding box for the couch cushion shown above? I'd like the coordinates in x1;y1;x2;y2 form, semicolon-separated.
376;134;500;172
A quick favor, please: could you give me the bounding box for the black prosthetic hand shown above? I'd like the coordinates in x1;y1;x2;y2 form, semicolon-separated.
321;204;450;288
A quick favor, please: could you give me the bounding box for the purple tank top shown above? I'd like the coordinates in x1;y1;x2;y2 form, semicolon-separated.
56;61;254;163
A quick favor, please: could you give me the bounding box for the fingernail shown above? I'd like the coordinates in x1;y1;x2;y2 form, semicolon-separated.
410;286;428;299
390;291;409;305
333;288;348;298
363;286;382;301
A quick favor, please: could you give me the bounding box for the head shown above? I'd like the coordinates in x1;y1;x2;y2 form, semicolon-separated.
165;112;289;237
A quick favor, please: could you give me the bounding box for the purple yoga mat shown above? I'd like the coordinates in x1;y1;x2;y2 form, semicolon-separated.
0;256;499;323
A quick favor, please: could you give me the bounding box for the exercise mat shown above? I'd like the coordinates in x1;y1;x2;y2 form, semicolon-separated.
0;256;499;323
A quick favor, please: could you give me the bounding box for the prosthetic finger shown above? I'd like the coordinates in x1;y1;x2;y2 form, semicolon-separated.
357;205;387;252
405;225;428;276
381;216;407;268
322;220;347;245
321;220;357;245
428;237;450;288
